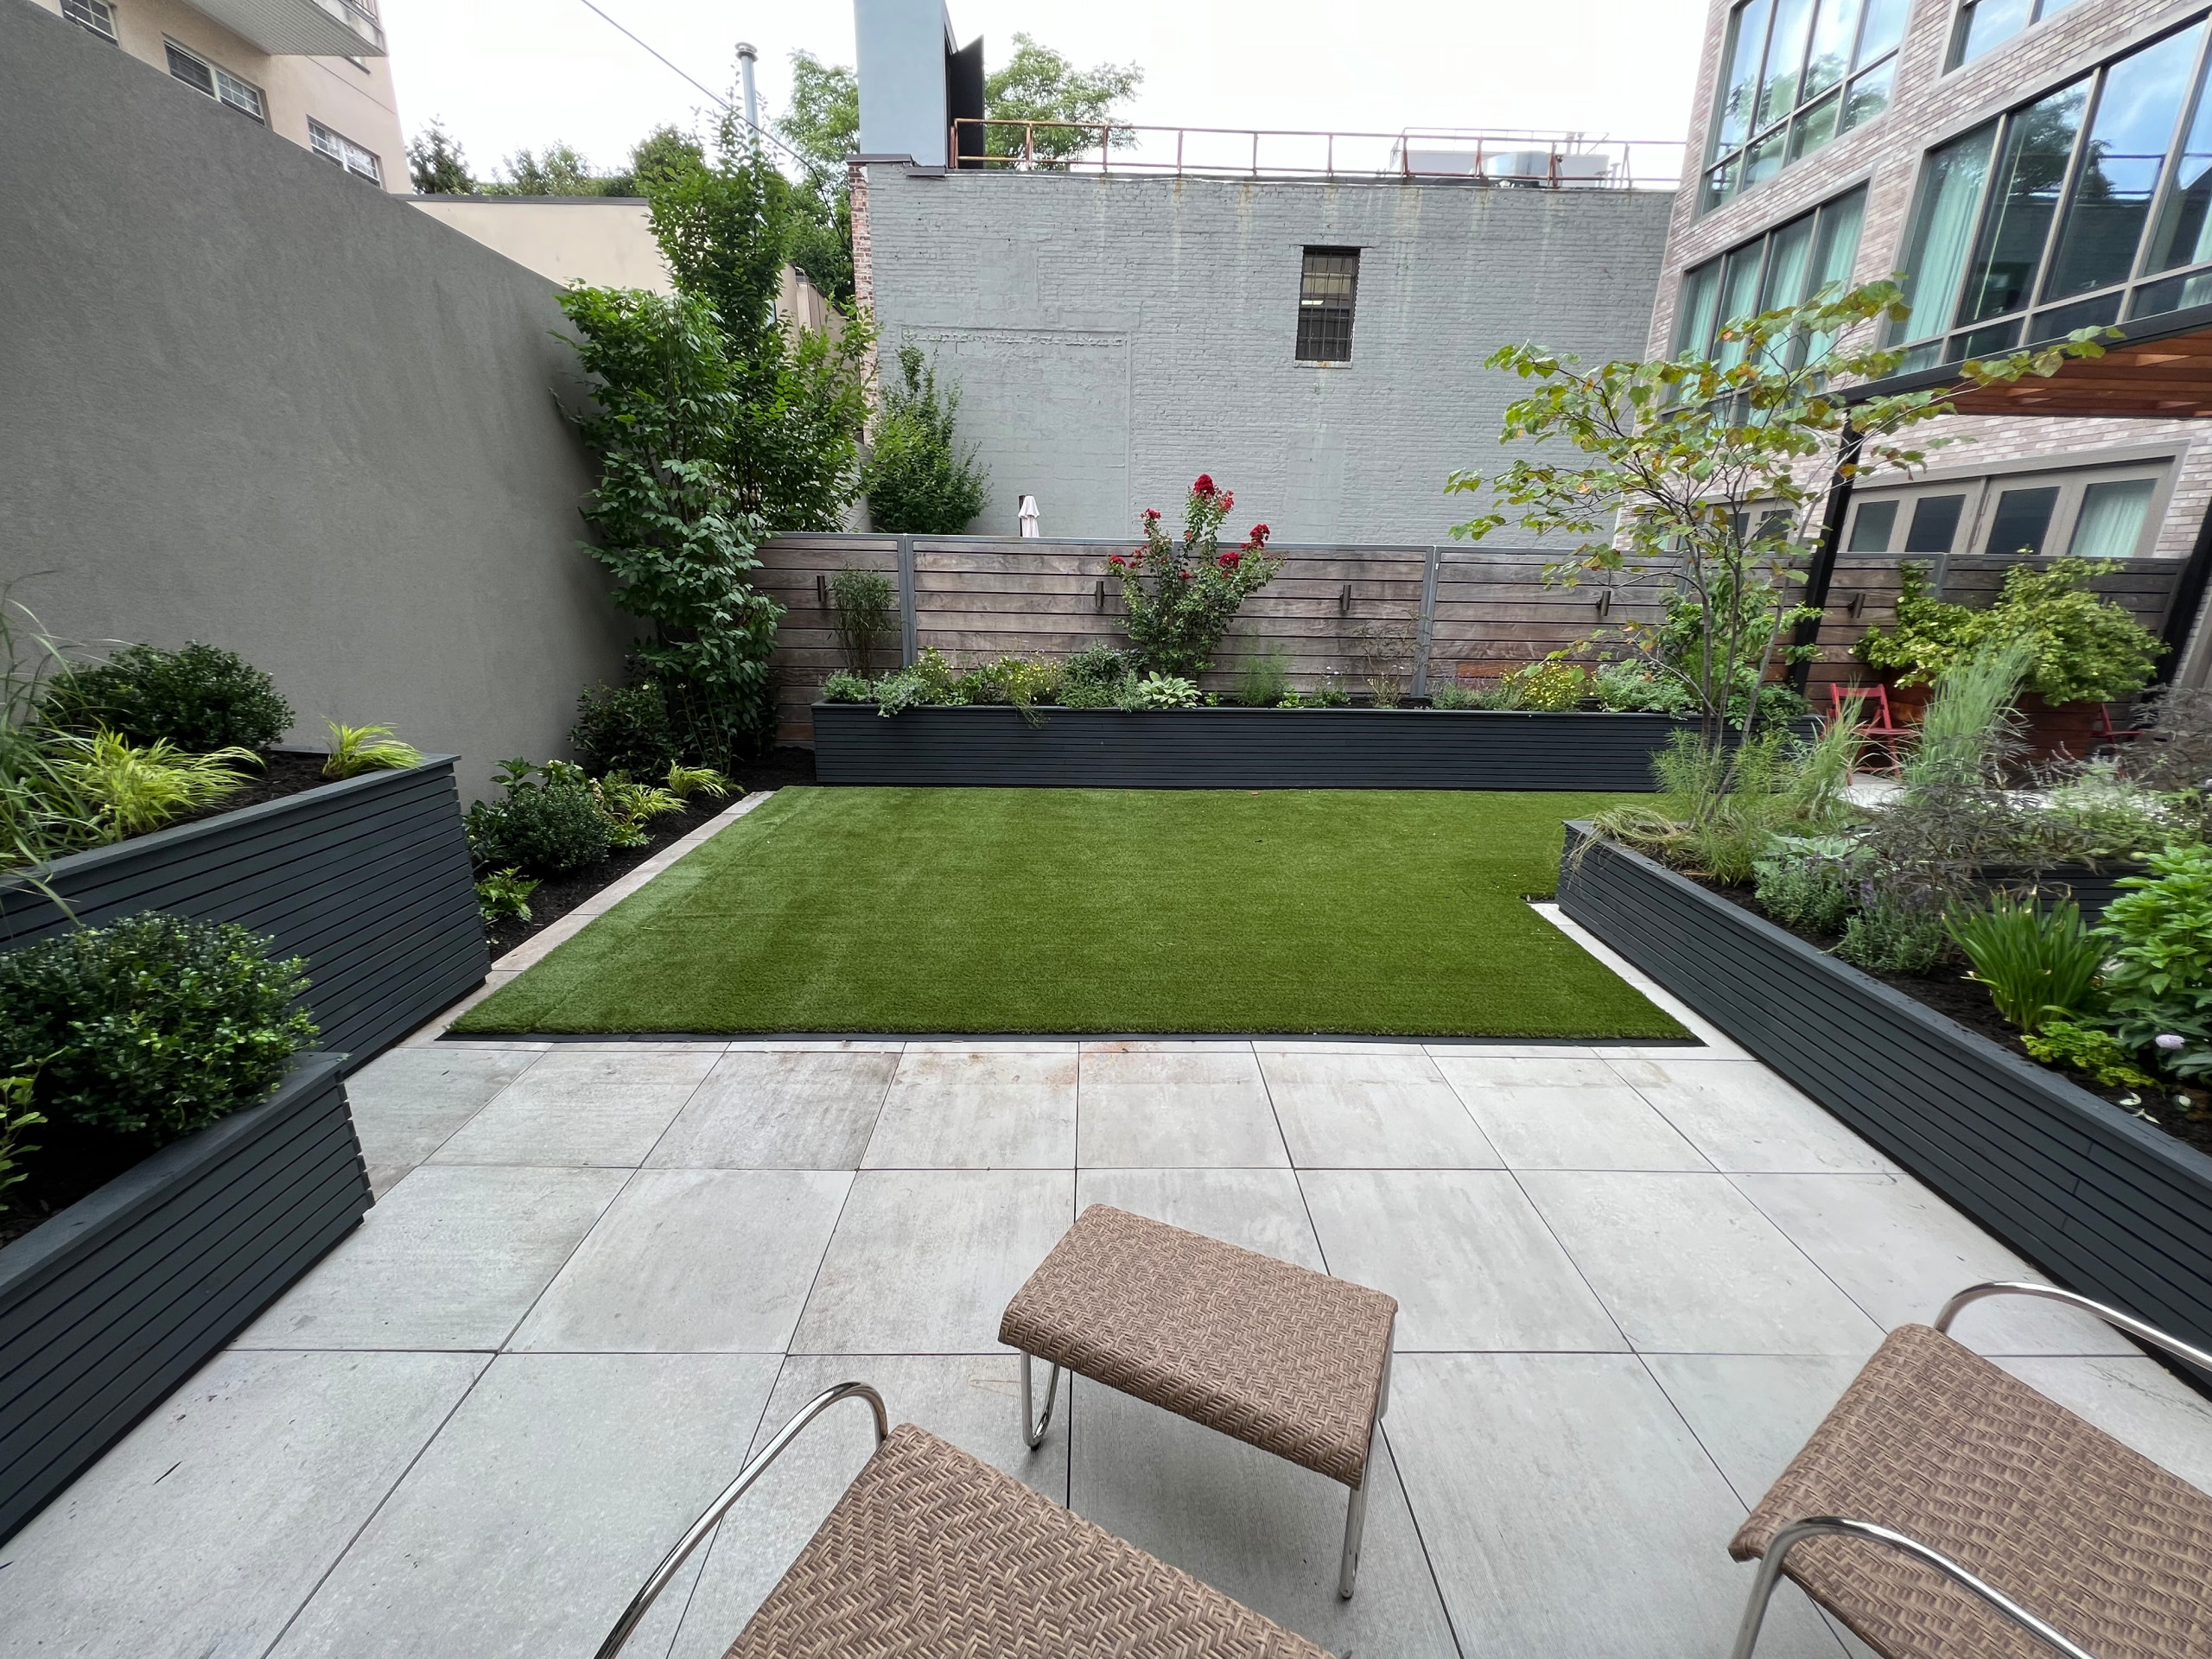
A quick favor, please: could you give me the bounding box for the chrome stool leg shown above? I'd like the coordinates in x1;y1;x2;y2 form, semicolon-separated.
1020;1350;1062;1450
1339;1339;1393;1599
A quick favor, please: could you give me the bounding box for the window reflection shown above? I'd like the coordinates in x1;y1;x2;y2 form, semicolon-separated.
1702;0;1904;211
2047;26;2203;301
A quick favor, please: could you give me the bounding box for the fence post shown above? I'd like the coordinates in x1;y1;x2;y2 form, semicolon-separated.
1413;544;1441;698
898;536;918;665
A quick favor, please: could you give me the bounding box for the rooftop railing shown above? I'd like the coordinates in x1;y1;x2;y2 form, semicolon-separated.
946;120;1683;190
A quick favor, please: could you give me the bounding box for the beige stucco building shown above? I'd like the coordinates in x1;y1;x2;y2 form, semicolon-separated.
29;0;404;192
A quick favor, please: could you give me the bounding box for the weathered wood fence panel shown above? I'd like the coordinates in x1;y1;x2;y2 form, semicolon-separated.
759;537;2188;741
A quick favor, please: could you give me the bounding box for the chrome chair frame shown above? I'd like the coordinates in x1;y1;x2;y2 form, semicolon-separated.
1016;1334;1395;1602
1731;1281;2212;1659
593;1381;888;1659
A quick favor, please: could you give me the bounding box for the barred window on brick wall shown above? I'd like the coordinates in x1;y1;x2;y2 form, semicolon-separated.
1703;0;1907;213
1296;249;1359;364
1893;12;2212;371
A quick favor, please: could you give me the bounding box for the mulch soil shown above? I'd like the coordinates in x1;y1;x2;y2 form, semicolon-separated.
481;746;817;959
1692;875;2212;1161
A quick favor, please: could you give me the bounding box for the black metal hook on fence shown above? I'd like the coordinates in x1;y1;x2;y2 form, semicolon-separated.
1095;580;1106;612
1338;582;1353;616
817;572;830;610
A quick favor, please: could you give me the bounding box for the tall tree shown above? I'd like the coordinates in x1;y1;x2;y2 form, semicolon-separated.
486;142;606;196
645;108;874;535
984;34;1143;163
773;53;860;307
406;120;474;194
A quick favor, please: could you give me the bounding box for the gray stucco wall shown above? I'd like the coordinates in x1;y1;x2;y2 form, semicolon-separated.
0;0;634;802
862;167;1675;543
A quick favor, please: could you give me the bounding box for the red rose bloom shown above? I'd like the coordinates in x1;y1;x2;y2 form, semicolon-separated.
1249;523;1271;544
1192;474;1216;496
1142;507;1161;521
1218;550;1242;569
1218;491;1234;513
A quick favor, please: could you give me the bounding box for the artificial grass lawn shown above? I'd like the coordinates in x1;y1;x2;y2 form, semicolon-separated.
454;787;1688;1039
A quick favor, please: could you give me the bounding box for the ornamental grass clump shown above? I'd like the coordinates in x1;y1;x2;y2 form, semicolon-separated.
50;729;258;842
1109;476;1280;680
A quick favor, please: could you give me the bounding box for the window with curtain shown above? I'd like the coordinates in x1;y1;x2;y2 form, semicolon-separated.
1841;462;2169;559
1674;187;1866;363
1952;0;2090;69
1701;0;1905;213
1893;15;2212;368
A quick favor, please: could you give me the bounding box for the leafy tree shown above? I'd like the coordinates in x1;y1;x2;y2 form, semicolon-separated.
773;52;861;306
407;119;474;194
985;33;1143;164
863;345;990;533
777;52;859;177
556;287;779;766
1450;279;2112;776
487;141;607;196
603;125;707;197
645;111;874;533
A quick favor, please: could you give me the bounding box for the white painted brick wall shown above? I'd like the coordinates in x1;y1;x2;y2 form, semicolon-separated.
862;168;1675;543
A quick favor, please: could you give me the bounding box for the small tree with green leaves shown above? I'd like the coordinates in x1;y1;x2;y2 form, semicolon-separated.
1449;279;2111;785
407;120;474;194
985;34;1143;163
863;346;990;533
556;287;779;767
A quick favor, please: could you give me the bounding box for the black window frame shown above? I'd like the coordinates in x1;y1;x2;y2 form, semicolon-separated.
1672;184;1868;365
1295;247;1360;365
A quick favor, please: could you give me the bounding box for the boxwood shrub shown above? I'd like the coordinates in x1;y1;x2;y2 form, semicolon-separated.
45;642;294;752
0;912;317;1144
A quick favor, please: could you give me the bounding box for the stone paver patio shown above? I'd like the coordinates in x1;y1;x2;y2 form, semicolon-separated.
5;911;2211;1658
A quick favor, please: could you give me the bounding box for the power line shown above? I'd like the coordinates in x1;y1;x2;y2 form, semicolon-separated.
573;0;815;172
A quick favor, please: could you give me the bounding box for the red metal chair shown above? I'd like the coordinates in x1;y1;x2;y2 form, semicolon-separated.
2093;702;2146;750
1828;682;1910;776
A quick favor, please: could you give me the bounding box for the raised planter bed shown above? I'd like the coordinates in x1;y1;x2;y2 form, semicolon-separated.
1555;823;2212;1363
813;702;1784;790
0;1052;368;1541
0;757;486;1069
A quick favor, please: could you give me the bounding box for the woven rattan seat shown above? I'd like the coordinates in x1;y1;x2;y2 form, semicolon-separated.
1732;1322;2212;1659
724;1422;1332;1658
999;1205;1397;1489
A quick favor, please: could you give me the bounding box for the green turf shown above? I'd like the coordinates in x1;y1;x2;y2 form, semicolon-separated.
453;787;1688;1039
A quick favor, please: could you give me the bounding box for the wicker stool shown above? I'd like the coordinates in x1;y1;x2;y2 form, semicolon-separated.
999;1204;1399;1599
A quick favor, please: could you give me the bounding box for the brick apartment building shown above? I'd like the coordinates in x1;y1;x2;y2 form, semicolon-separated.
1658;0;2212;682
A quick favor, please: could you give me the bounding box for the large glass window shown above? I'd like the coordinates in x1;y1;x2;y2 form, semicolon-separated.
1894;16;2212;368
1841;461;2169;560
1702;0;1904;212
1675;188;1866;362
1952;0;2090;69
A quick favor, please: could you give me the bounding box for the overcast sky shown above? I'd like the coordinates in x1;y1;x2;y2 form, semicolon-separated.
378;0;1711;182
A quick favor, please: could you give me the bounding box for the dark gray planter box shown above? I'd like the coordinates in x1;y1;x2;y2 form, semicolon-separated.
813;702;1752;790
0;1052;368;1541
0;758;486;1069
1556;823;2212;1363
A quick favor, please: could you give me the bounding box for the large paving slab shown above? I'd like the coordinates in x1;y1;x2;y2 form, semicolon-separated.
15;1001;2210;1659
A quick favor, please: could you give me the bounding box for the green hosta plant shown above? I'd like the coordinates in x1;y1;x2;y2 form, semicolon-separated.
51;729;257;842
1946;893;2103;1033
2095;842;2212;1077
1124;673;1201;710
0;913;315;1144
324;722;423;779
1109;477;1279;679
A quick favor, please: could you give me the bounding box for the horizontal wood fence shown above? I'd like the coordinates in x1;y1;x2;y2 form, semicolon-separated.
758;537;2190;741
